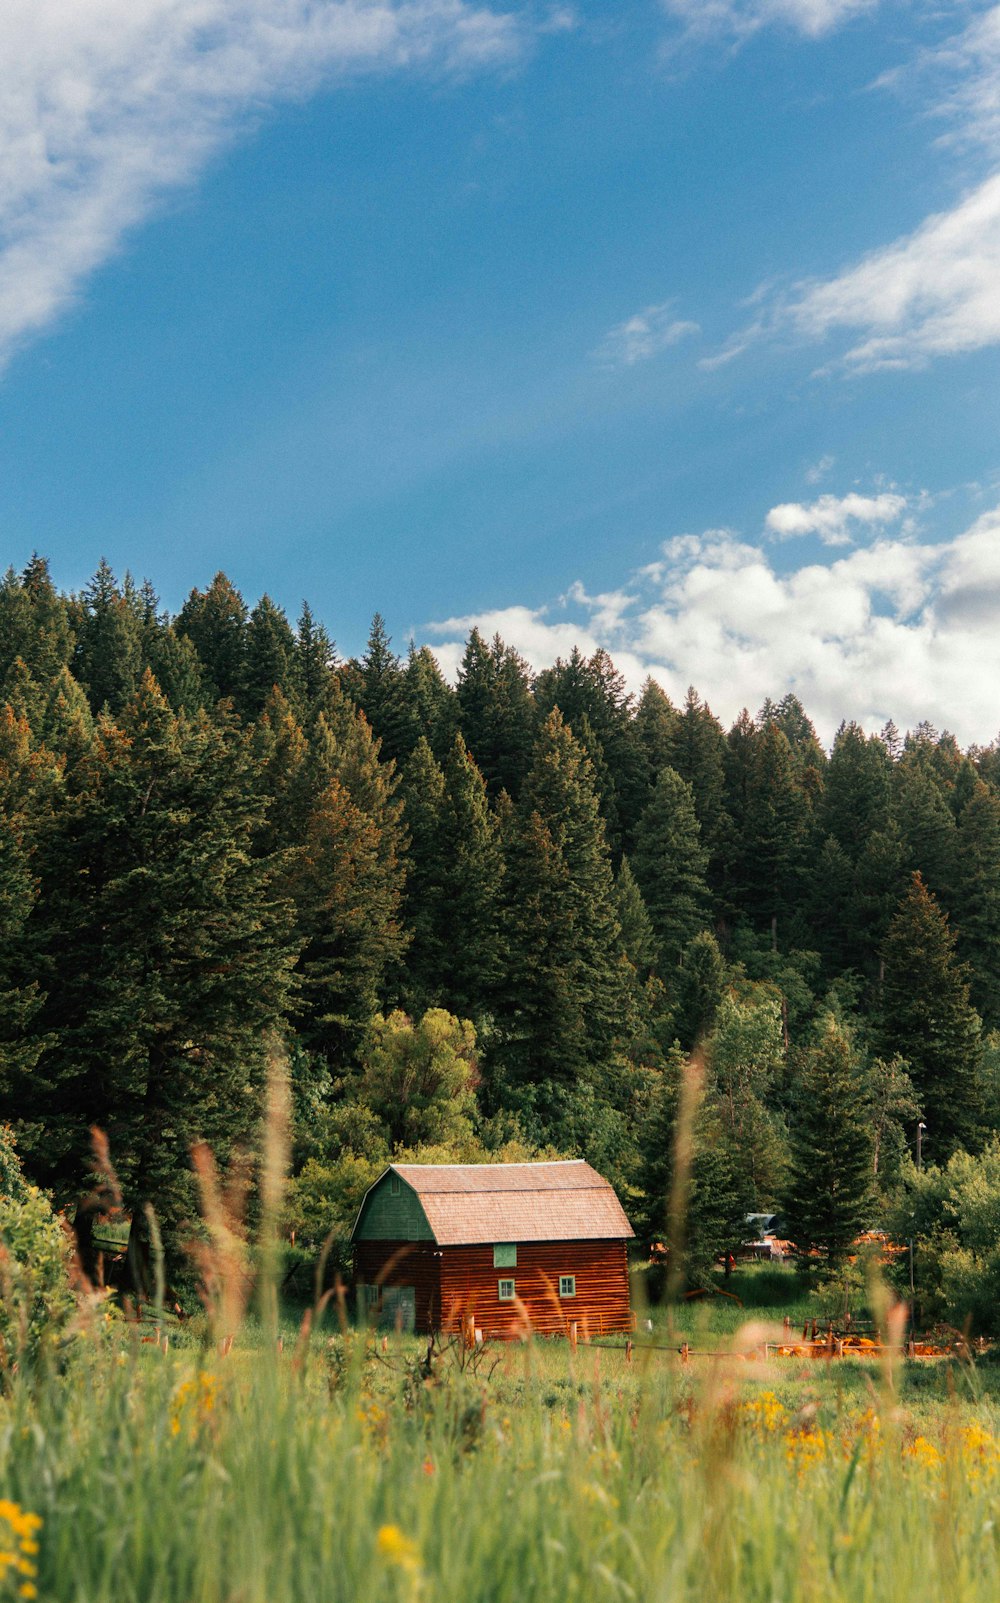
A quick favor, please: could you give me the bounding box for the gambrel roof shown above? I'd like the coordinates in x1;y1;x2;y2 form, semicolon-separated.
352;1159;634;1246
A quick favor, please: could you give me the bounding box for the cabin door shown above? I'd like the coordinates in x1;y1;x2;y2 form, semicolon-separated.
380;1286;416;1332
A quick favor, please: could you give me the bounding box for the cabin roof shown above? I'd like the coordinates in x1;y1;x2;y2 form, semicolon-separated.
352;1159;634;1246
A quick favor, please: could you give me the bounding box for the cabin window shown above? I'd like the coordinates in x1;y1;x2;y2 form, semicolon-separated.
390;1174;401;1195
364;1285;381;1308
559;1276;576;1298
493;1243;517;1268
497;1279;516;1301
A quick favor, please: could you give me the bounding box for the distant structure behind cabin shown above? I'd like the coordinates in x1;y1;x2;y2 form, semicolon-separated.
351;1160;635;1337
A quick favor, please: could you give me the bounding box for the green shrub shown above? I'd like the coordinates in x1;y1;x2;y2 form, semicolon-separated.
0;1127;77;1378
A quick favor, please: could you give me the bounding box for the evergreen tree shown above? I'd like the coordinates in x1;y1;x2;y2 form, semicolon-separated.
243;594;301;718
10;672;298;1283
784;1017;873;1263
671;931;727;1052
290;702;409;1062
956;781;1000;1028
665;688;729;887
535;647;644;854
0;707;58;1094
0;557;74;686
741;721;812;945
493;711;627;1115
632;765;709;971
435;734;503;1022
614;858;658;978
398;736;448;1011
455;629;535;799
345;615;414;767
822;721;892;859
639;1052;748;1285
175;573;249;705
404;645;456;759
634;678;679;790
146;627;205;715
894;759;958;907
874;873;982;1158
295;602;338;719
72;560;144;714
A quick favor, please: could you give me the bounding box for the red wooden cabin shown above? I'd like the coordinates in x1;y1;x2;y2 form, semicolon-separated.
351;1160;635;1337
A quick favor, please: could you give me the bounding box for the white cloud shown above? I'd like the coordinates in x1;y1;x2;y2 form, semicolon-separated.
0;0;524;369
765;490;908;545
661;0;880;42
805;453;835;484
424;502;1000;744
593;301;699;367
785;171;1000;371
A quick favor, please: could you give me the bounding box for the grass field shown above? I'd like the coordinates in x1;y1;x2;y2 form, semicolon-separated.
2;1266;1000;1603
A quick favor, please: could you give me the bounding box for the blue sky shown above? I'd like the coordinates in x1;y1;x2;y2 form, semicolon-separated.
4;1;1000;740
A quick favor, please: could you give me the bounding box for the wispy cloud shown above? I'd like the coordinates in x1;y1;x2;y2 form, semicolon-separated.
696;6;1000;373
661;0;881;43
426;499;1000;744
765;490;909;545
786;171;1000;371
0;0;525;370
593;301;699;368
805;453;835;484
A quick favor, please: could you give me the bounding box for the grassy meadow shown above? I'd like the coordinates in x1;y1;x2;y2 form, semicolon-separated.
2;1267;1000;1603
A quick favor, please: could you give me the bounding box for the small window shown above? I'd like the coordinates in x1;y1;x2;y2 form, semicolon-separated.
497;1279;516;1302
559;1275;576;1298
493;1243;517;1268
390;1174;401;1195
364;1284;381;1307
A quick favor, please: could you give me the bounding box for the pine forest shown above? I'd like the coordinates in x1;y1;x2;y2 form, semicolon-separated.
3;554;1000;1325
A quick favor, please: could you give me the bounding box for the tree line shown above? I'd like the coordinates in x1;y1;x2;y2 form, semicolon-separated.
1;556;998;1316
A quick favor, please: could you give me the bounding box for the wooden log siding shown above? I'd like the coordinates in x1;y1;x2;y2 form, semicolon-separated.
353;1241;442;1332
439;1240;632;1338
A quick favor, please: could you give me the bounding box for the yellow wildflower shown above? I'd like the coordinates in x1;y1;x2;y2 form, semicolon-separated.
905;1435;943;1471
377;1524;421;1575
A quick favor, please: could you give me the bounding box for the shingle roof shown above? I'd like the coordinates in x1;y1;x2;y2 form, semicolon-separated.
383;1160;634;1245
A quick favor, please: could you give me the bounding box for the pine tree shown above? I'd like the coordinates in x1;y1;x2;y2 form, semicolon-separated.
13;672;298;1283
634;678;679;790
346;615;414;767
295;602;338;719
436;733;503;1021
398;736;448;1011
784;1017;873;1263
404;645;456;758
175;573;249;705
243;595;302;718
632;765;709;971
0;707;58;1095
493;711;627;1114
614;858;658;979
742;721;813;945
0;557;74;686
665;688;729;887
874;873;982;1157
72;560;144;714
956;781;1000;1027
894;760;958;907
639;1052;748;1285
671;931;727;1052
289;702;409;1062
455;629;535;799
822;721;892;859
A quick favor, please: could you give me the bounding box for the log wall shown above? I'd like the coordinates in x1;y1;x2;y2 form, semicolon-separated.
439;1239;632;1338
353;1241;442;1331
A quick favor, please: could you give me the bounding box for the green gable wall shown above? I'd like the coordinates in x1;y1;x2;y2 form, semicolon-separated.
354;1172;435;1242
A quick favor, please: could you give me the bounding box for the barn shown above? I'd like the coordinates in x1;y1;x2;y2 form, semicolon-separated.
351;1159;635;1337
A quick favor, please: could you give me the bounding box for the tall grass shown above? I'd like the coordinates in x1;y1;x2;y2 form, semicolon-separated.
3;1063;997;1603
1;1320;999;1603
